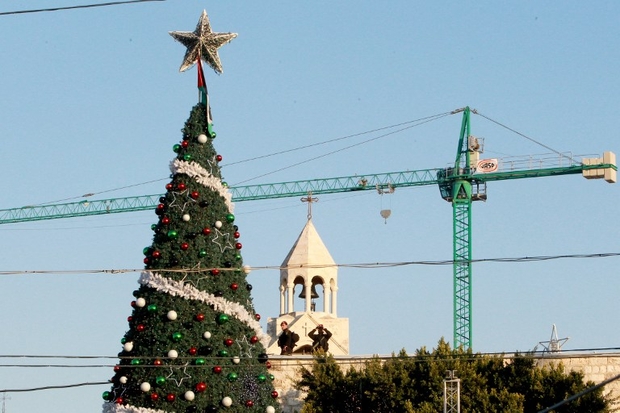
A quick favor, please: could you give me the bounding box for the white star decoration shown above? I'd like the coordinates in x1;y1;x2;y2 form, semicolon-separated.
179;263;210;289
167;363;192;387
212;228;234;253
169;10;237;74
236;336;253;358
168;189;195;212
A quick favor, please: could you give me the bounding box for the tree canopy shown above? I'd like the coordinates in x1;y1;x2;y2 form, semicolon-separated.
296;339;616;413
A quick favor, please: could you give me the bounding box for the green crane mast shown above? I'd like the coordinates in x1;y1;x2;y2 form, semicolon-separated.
1;108;616;349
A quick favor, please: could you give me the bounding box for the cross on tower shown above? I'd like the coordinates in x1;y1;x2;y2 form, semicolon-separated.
301;192;318;220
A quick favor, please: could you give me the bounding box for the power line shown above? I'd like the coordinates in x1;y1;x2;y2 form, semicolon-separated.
0;0;165;16
0;252;618;276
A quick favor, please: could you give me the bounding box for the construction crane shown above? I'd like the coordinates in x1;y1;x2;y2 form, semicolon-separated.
0;107;616;349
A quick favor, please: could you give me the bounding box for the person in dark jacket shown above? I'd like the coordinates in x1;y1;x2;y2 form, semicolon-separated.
308;324;332;352
277;321;299;355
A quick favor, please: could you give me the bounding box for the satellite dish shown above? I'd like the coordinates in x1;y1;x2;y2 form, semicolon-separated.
380;209;391;223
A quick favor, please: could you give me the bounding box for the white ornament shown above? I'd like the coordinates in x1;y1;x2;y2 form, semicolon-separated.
167;310;178;320
197;134;208;144
123;342;134;352
203;331;212;339
184;391;195;401
135;298;146;307
232;356;240;364
215;220;222;229
266;407;276;413
168;349;179;359
182;214;191;222
222;396;233;407
140;382;151;392
119;376;128;384
242;265;251;274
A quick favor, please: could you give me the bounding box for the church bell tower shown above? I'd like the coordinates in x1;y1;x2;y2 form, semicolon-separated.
266;194;350;355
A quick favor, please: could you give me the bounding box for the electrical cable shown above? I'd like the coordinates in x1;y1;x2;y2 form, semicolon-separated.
0;252;618;276
0;0;165;16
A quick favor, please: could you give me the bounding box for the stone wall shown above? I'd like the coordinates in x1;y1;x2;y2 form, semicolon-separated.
268;352;620;412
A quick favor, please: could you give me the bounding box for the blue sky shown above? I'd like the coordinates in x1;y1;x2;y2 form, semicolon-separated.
0;1;619;411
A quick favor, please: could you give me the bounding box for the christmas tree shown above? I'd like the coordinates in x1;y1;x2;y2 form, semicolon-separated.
102;10;281;413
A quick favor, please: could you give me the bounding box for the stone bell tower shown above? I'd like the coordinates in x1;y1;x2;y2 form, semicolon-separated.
266;195;349;355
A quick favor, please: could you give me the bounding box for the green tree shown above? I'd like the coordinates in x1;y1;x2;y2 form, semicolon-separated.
101;10;280;410
297;340;615;413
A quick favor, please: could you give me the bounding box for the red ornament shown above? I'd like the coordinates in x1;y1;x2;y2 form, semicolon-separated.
216;154;223;162
166;393;176;402
195;382;207;392
152;250;161;259
177;183;186;191
266;361;272;369
153;359;163;366
211;269;220;276
166;183;173;191
190;191;199;199
115;397;124;404
127;316;133;322
254;314;261;321
161;217;170;225
202;227;211;236
180;243;189;251
156;203;165;211
195;313;205;322
143;258;149;264
213;366;222;374
245;400;254;407
188;347;198;355
150;393;159;402
250;336;258;344
230;283;238;291
181;140;189;149
224;338;234;347
233;231;240;239
114;365;121;372
271;391;279;399
136;324;146;332
235;242;242;250
131;301;136;307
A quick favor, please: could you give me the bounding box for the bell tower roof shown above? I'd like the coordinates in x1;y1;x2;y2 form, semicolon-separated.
280;218;336;268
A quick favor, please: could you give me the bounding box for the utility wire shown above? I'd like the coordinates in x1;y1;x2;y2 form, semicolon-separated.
0;0;165;16
0;252;618;276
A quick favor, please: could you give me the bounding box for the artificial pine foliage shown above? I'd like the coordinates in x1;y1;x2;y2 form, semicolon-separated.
102;103;281;413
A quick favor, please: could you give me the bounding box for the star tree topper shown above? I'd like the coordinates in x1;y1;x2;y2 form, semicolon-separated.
169;10;237;74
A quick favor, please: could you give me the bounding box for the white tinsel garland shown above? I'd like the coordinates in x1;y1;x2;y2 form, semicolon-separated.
102;402;168;413
170;159;234;213
139;271;269;346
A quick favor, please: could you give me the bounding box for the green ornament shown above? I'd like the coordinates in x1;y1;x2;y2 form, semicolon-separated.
151;224;157;231
195;358;206;365
222;182;228;188
143;247;151;255
172;332;183;342
147;304;158;312
131;359;141;365
173;144;181;153
167;230;178;239
235;254;242;261
225;213;235;223
269;374;275;381
155;376;166;386
217;314;230;324
199;249;207;257
218;349;229;357
227;372;238;382
121;337;126;344
102;391;111;401
257;373;267;382
183;154;192;162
